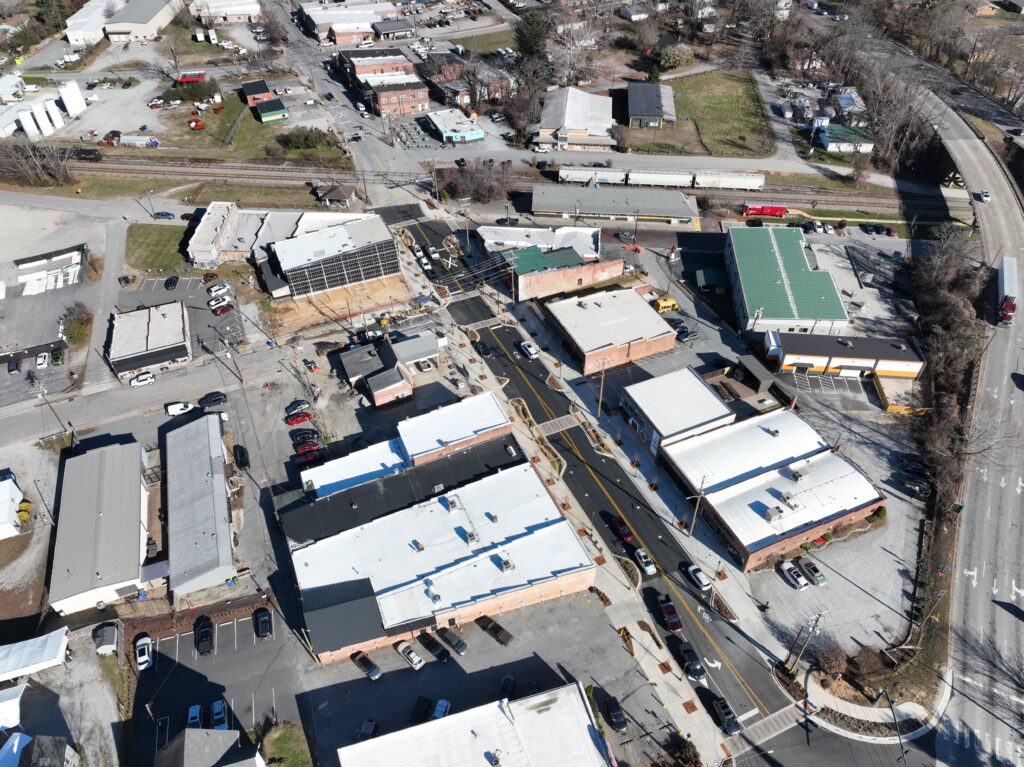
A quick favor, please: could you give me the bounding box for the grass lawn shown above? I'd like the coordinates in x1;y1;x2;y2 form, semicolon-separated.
262;722;313;767
185;183;320;207
965;113;1005;145
668;69;772;157
162;95;247;149
453;29;516;55
0;176;183;199
767;171;864;191
160;22;222;57
125;224;189;274
21;75;50;85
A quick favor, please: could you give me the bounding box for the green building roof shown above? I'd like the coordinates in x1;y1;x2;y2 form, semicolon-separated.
502;246;584;275
728;227;848;321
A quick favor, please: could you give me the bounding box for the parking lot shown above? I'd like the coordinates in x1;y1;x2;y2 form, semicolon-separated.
299;592;675;767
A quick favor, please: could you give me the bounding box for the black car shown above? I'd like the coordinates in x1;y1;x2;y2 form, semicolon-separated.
349;134;362;141
474;341;494;359
605;696;628;733
195;616;214;655
455;157;467;168
164;276;179;290
7;358;20;375
436;626;468;655
475;615;513;646
498;674;516;699
325;92;335;101
199;391;227;409
253;607;272;639
681;648;707;685
290;428;321;443
417;631;451;663
351;651;382;680
712;696;743;735
152;211;175;220
121;80;133;88
746;218;764;227
233;444;250;470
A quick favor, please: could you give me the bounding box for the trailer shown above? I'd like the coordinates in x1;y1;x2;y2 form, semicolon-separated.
626;169;694;188
557;166;628;185
207;29;218;44
175;70;207;84
999;256;1018;327
119;135;159;148
694;172;765;191
195;28;205;42
743;202;788;217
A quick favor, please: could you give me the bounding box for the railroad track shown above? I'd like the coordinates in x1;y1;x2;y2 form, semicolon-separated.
69;160;970;215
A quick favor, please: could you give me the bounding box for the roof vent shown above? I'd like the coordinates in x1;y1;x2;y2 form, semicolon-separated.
766;506;785;522
467;530;480;544
782;492;802;510
768;429;780;437
486;511;499;523
499;556;514;572
792;470;804;483
444;494;462;513
431;593;442;604
413;539;424;552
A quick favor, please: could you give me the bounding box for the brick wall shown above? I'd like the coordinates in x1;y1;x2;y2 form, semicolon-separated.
372;87;429;116
408;421;513;466
517;259;625;301
351;59;414;79
579;333;675;375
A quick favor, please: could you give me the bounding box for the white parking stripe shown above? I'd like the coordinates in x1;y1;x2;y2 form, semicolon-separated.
214;622;219;655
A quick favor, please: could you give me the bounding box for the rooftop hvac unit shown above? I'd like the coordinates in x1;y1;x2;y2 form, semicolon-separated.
791;470;804;483
499;557;514;572
431;593;441;603
413;539;424;552
782;492;802;510
444;494;462;513
466;530;479;544
765;506;785;522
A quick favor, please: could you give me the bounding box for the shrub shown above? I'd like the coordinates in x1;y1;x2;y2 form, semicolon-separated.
276;127;333;150
161;79;219;102
874;506;887;520
801;542;813;551
265;143;285;159
659;45;694;71
822;532;834;542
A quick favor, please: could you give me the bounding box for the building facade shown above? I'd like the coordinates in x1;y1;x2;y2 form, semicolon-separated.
497;246;624;301
362;74;429;116
104;0;179;41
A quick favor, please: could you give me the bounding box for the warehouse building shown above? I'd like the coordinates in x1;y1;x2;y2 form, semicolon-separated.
48;443;148;615
189;0;261;24
532;185;701;229
293;463;596;664
165;415;237;601
620;367;736;454
271;214;398;297
663;409;883;570
337;683;609;766
765;331;925;379
725;227;849;335
105;302;192;379
534;86;615;151
65;0;123;46
299;1;398;41
301;392;512;498
104;0;180;41
547;288;675;375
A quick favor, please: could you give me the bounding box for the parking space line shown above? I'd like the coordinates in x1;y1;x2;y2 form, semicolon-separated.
251;692;256;730
272;687;276;723
232;619;238;651
214;622;219;656
230;698;235;730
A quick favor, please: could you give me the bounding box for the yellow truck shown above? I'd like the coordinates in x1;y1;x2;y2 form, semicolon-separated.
651;294;680;314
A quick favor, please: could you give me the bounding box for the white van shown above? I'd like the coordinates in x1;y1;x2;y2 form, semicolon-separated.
453;44;466;55
356;39;375;48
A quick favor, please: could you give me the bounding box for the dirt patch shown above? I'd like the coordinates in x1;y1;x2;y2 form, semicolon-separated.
0;529;50;625
269;274;415;336
627;119;706;155
818;706;923;737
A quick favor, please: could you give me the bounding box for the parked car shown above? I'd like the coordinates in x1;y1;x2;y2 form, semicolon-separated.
180;213;194;221
164;276;179;290
195;616;214;654
712;695;743;735
417;631;450;663
152;211;175;220
253;607;272;640
351;650;382;680
473;341;494;359
129;371;155;387
980;189;991;203
35;352;48;369
475;615;513;646
432;699;451;719
210;700;228;730
657;594;683;634
199;391;227;408
685;564;713;592
134;635;153;671
418;255;430;269
605;696;628;733
286;411;313;426
207;283;231;298
290;428;320;443
681;648;707;685
498;674;516;699
212;304;234;316
6;358;19;375
617;231;636;243
233;444;250;469
823;223;835;234
901;457;928;476
611;515;634;543
779;560;811;591
187;705;203;728
286;400;311;416
634;548;657;577
296;441;321;456
812;220;824;234
395;640;426;670
532;145;551;153
165;402;196;416
794;556;826;586
436;626;468;655
519;341;540;360
208;296;231;310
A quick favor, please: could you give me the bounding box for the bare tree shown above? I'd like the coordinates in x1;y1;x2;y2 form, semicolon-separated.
816;638;847;684
503;56;549;145
547;0;600;86
103;0;118;18
259;0;286;45
633;18;659;52
736;0;783;46
0;139;72;186
440;160;506;202
174;3;195;28
851;153;871;186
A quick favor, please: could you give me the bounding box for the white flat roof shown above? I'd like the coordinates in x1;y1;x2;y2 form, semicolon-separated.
623;367;735;442
427;108;480;134
547;289;673;354
196;0;260;12
663;409;829;493
337;682;609;767
476;226;601;259
66;0;122;34
294;464;593;629
360;72;422;88
705;450;882;551
398;392;509;461
273;215;391;272
107;302;189;360
300;438;406;499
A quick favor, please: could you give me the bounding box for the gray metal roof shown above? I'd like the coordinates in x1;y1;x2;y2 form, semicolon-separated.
165;416;236;597
532;184;700;220
49;443;144;606
391;333;439;366
301;580;386;654
106;0;172;25
155;729;261;767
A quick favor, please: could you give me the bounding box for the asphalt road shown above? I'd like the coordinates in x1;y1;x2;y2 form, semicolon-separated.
478;323;791;732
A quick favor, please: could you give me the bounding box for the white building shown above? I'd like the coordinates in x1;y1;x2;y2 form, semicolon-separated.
337;682;612;766
166;415;237;601
189;0;261;24
105;302;193;379
620;367;736;454
534;87;616;151
65;0;124;46
104;0;181;42
48;444;148;615
0;475;23;541
476;225;601;259
0;74;25;104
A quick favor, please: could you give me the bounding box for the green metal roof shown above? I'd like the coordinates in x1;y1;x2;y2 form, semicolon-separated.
728;228;848;322
502;246;584;274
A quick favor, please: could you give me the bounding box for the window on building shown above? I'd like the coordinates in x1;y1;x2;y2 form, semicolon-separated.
577;278;583;286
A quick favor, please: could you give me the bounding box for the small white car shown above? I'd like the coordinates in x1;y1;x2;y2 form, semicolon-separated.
129;372;156;388
134;635;153;671
166;402;197;416
35;352;49;369
207;283;231;297
208;296;231;310
812;220;824;234
519;341;540;360
634;548;657;576
823;223;835;234
187;705;202;728
532;145;551;153
428;246;440;260
395;640;426;670
980;190;991;202
780;560;811;591
418;256;431;269
685;564;713;592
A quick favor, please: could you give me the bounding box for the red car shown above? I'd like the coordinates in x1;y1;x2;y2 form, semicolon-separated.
285;411;312;426
299;449;325;465
295;441;320;456
658;594;683;634
611;516;634;544
212;304;234;316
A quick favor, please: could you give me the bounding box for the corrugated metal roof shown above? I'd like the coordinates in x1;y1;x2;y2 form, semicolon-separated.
49;443;143;605
538;87;613;134
503;246;583;274
165;416;236;597
532;185;700;220
105;0;171;25
627;81;662;118
301;580;386;653
728;228;848;322
155;728;261;767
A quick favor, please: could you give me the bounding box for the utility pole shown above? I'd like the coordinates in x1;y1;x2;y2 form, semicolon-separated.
688;475;707;536
783;625;806;667
881;688;911;764
789;612;826;672
596;360;607;416
632;208;640;244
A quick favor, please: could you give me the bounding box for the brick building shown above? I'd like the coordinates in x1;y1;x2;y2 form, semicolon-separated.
337;47;414;84
546;288;675;375
240;79;272;108
361;73;429;116
419;51;514;107
497;246;624;301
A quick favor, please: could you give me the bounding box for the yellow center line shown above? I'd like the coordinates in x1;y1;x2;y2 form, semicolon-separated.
486;327;772;718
